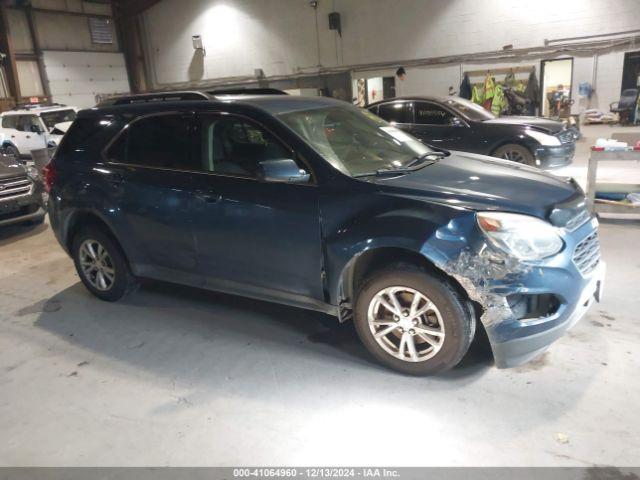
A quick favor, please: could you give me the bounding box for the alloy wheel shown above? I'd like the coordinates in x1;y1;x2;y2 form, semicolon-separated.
78;239;116;291
367;286;445;362
501;150;525;162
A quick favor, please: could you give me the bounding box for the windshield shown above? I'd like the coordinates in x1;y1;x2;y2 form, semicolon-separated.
39;109;77;130
444;97;495;121
277;105;431;176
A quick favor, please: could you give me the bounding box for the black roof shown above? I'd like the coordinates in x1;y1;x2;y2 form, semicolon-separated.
367;95;450;108
82;93;348;118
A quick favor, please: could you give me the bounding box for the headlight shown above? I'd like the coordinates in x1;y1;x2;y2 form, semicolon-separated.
26;166;40;180
477;212;563;260
525;129;561;146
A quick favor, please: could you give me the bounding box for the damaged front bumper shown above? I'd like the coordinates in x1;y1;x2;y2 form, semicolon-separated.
490;260;604;367
425;214;604;368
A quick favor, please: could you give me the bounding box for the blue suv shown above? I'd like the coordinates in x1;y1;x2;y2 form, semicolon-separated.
46;92;605;375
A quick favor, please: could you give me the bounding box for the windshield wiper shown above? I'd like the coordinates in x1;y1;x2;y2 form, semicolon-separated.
353;159;440;178
403;151;447;168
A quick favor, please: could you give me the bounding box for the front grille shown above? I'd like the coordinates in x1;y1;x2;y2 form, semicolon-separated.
0;175;33;202
573;231;600;276
557;129;577;144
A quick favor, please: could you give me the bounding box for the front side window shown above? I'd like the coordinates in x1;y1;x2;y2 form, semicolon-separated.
107;113;196;170
200;115;291;178
377;101;413;124
414;102;454;125
19;115;43;132
444;97;495;121
278;105;430;177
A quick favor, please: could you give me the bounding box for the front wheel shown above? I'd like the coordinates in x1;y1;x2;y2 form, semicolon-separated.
492;143;535;166
354;265;475;375
3;144;19;158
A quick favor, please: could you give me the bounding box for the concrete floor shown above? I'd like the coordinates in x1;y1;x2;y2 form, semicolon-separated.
1;125;640;467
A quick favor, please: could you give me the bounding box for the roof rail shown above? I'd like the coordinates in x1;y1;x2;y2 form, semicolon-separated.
97;91;210;106
11;102;68;110
207;88;288;96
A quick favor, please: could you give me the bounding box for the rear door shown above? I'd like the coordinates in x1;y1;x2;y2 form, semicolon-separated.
103;112;201;283
409;101;467;150
189;112;324;304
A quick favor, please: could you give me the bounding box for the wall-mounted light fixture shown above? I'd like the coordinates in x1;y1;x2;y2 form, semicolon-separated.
192;35;206;56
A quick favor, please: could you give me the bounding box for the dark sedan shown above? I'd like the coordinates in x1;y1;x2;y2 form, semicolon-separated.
368;96;576;169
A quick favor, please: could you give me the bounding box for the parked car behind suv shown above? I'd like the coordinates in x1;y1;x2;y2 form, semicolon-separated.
368;96;577;168
47;92;604;375
1;104;77;158
0;153;46;227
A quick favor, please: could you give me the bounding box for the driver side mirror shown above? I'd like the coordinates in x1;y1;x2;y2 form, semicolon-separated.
30;124;44;134
258;159;310;184
449;117;465;127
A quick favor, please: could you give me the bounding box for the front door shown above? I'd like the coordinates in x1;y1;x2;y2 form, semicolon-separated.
103;112;201;283
190;112;324;305
17;115;48;154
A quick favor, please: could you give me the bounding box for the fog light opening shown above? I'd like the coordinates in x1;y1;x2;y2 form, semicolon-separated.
507;293;561;321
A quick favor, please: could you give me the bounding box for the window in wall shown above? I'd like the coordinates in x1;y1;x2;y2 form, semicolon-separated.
377;102;413;124
0;66;9;98
88;17;114;44
108;114;196;170
15;60;43;97
200;115;291;177
414;102;454;125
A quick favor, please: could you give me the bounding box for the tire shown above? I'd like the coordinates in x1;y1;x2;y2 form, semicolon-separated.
492;143;535;166
353;264;474;375
71;226;138;302
3;144;19;158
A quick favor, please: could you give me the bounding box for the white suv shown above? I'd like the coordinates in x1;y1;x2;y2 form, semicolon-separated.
0;104;78;158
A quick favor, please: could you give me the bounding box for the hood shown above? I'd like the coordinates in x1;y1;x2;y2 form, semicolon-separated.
482;116;564;133
0;155;27;180
371;151;579;218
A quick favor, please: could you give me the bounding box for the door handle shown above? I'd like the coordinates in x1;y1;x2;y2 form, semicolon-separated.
26;135;31;139
106;173;124;185
195;191;222;203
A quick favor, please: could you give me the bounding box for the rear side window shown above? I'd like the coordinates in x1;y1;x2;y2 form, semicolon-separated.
377;102;413;124
107;113;197;170
56;116;119;158
1;115;19;129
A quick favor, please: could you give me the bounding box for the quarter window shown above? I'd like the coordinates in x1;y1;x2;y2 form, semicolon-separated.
377;102;413;124
414;102;454;125
200;115;291;178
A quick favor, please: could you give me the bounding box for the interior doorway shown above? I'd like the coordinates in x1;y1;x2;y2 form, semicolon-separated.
352;76;396;106
540;58;573;118
621;50;640;92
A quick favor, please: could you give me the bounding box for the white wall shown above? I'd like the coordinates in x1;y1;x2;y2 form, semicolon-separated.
141;0;640;110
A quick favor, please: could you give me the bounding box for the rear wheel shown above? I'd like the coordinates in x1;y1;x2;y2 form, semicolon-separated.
493;143;535;166
353;265;474;375
72;227;138;301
